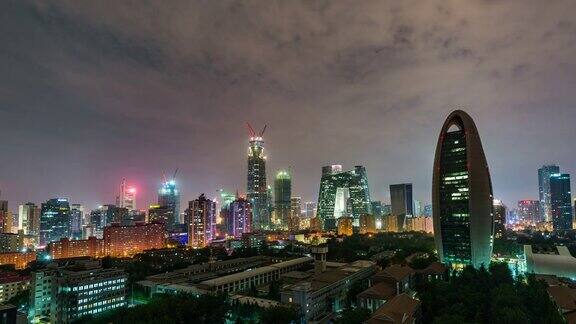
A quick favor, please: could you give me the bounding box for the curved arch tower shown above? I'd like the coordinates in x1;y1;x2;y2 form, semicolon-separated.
433;110;494;269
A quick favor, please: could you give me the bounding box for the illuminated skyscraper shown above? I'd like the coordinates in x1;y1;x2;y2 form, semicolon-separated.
39;198;71;246
274;170;292;228
118;178;136;210
18;202;40;236
433;110;494;269
493;200;507;238
158;180;180;231
228;196;252;238
188;194;216;248
246;124;270;230
538;165;560;222
390;184;413;231
316;165;372;230
550;173;572;231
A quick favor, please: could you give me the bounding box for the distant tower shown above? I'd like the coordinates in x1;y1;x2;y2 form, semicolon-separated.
390;183;414;231
433;110;494;269
550;173;572;231
119;179;136;210
274;170;292;228
246;123;270;230
158;177;180;231
539;165;560;222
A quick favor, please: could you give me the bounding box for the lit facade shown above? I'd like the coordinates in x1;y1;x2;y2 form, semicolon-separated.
317;165;372;230
247;133;270;230
550;173;572;231
103;222;165;257
538;165;560;222
433;110;494;269
289;197;302;232
40;198;71;246
0;251;36;269
390;183;414;231
29;259;127;323
188;194;216;248
0;201;9;234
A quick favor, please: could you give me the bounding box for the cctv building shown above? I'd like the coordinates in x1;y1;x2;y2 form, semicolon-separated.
432;110;494;269
316;165;372;230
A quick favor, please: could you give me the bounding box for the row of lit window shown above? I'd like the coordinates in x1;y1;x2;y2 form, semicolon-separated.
78;296;124;310
77;301;126;316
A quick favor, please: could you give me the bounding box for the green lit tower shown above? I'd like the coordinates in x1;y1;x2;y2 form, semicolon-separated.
433;110;494;269
316;165;372;230
274;170;292;228
246;123;270;230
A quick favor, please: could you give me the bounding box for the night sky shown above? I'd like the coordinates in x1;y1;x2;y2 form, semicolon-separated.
1;1;575;211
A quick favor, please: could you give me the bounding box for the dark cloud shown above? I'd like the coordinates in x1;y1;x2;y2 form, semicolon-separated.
1;0;575;210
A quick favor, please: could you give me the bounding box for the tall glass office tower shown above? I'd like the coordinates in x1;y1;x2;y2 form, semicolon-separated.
550;173;572;231
247;133;270;230
39;198;71;246
433;110;493;269
539;165;560;222
316;165;372;230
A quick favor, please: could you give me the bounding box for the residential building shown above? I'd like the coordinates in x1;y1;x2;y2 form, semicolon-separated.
360;214;377;234
103;222;165;257
227;196;252;238
0;252;36;269
48;237;103;259
0;271;30;303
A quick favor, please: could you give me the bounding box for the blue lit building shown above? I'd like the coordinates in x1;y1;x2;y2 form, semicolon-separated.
40;198;71;246
550;173;572;231
158;180;181;231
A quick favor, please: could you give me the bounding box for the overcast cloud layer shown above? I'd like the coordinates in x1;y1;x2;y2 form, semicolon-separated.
1;0;575;210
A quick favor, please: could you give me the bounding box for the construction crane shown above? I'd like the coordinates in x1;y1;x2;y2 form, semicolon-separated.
246;122;267;138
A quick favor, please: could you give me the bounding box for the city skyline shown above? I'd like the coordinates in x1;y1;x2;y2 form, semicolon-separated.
1;2;576;210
